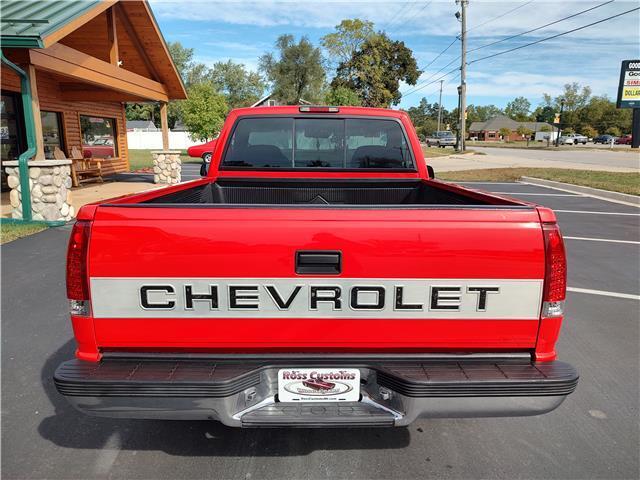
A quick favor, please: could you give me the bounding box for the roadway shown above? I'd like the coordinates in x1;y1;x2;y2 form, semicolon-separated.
1;181;638;479
429;145;639;172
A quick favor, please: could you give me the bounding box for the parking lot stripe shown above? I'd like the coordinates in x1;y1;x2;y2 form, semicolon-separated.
555;210;640;216
519;181;640;208
456;182;518;185
567;287;640;301
492;192;581;196
564;236;640;245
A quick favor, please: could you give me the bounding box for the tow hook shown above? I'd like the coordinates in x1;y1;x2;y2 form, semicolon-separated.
379;387;393;401
244;387;257;405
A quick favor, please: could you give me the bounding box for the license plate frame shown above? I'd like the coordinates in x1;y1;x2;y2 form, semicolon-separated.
277;368;361;402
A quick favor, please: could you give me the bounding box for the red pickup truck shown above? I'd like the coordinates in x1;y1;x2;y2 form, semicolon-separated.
56;106;577;427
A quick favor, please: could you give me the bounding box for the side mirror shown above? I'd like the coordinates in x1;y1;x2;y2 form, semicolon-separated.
427;165;435;179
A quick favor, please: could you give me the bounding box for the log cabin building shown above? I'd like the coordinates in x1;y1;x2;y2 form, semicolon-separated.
1;0;186;179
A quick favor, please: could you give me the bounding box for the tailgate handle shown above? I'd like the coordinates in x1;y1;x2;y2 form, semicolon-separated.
296;251;341;275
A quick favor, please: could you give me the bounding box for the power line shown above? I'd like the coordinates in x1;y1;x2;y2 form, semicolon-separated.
387;1;433;32
402;55;460;96
402;4;639;99
466;1;535;33
422;36;458;70
468;0;615;54
468;6;640;65
402;66;461;98
380;1;414;32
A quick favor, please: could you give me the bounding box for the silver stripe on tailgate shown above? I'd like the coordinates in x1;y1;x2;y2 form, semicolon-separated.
90;278;543;319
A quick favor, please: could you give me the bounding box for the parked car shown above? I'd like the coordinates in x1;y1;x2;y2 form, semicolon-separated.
558;133;588;145
82;138;114;158
55;105;578;427
593;134;615;144
615;134;633;145
426;131;456;147
187;139;217;175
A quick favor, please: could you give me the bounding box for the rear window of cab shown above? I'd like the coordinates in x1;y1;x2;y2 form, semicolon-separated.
221;117;415;170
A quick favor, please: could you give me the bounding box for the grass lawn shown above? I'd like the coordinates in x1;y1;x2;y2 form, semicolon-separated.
421;146;479;158
128;149;199;171
0;222;48;244
438;168;640;196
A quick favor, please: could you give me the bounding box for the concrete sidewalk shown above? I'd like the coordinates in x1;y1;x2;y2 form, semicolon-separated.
1;180;160;218
428;148;639;172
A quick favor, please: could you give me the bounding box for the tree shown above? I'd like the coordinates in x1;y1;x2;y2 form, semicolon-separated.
504;97;531;121
577;95;632;136
180;82;228;142
332;33;420;107
581;125;598;138
321;19;376;68
516;125;533;140
605;126;621;137
259;35;325;104
167;41;195;83
467;104;503;122
211;60;265;109
499;127;512;141
126;41;209;128
324;85;361;106
533;105;556;123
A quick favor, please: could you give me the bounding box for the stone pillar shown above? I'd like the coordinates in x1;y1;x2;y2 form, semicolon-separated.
4;160;74;222
151;150;181;185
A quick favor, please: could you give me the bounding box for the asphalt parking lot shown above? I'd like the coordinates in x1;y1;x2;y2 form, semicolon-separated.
2;180;639;479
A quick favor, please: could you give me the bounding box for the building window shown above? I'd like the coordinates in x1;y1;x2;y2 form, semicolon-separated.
487;132;496;138
1;92;25;161
41;111;65;159
80;115;117;158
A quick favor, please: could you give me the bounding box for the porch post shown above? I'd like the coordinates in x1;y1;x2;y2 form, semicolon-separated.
106;6;120;66
160;101;169;150
27;64;45;160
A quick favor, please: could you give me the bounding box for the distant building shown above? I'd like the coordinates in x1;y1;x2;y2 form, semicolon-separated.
126;120;158;132
171;121;189;132
468;115;553;142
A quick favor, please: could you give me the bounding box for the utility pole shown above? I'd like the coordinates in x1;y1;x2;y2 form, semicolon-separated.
555;98;565;147
437;79;444;134
456;0;468;152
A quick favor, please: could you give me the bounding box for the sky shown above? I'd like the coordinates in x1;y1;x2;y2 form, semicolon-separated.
149;0;640;111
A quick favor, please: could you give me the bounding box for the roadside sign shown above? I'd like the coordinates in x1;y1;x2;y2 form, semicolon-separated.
553;114;560;123
616;60;640;108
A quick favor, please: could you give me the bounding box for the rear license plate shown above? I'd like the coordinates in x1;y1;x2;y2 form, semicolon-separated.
278;368;360;402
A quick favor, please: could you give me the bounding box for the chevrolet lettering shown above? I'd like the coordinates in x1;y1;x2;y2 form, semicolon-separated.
55;106;578;427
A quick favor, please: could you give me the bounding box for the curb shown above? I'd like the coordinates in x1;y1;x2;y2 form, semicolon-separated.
520;177;640;207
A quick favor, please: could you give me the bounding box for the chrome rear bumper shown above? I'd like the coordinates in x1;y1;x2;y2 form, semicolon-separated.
54;354;578;427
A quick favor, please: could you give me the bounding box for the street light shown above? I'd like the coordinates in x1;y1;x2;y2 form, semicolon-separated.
555;98;566;147
456;85;462;151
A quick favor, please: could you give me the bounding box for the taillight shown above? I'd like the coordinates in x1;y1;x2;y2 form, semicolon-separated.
66;220;91;315
299;106;340;113
541;222;567;317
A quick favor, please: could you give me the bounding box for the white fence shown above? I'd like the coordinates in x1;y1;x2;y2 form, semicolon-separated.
126;131;201;150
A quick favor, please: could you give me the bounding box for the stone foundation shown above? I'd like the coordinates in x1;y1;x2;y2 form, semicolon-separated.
4;160;74;222
152;150;181;184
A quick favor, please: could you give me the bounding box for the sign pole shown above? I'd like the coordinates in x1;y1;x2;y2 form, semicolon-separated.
632;108;639;149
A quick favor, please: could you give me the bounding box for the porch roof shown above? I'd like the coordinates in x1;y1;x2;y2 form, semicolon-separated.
0;1;105;48
0;0;186;100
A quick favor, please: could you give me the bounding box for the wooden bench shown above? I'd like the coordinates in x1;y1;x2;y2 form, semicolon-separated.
57;147;104;187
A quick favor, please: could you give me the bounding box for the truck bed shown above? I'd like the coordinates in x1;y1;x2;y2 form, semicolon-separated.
138;179;523;207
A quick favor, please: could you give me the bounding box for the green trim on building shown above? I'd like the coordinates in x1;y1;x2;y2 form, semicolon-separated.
0;0;100;47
